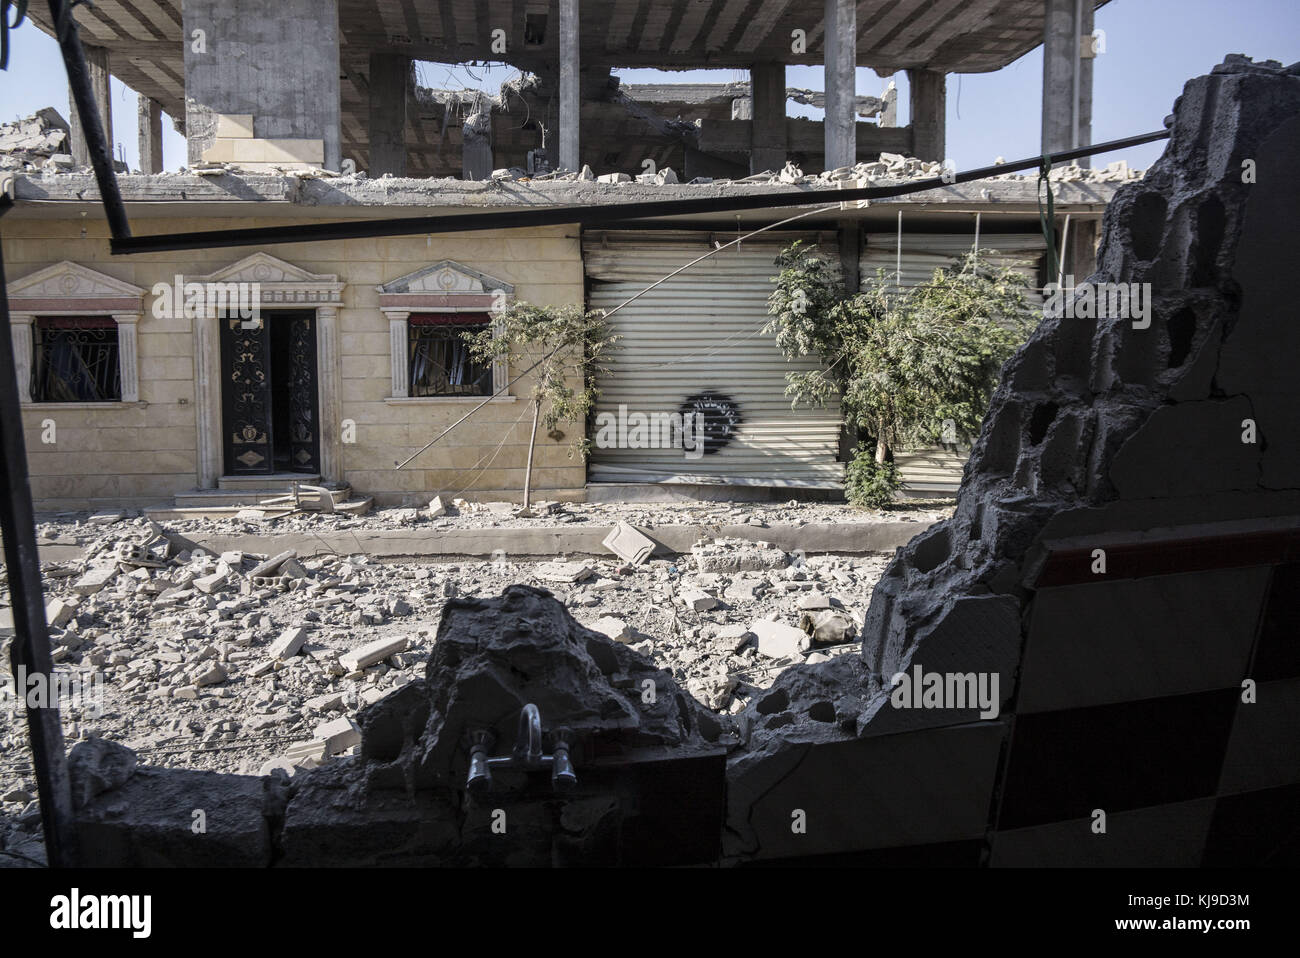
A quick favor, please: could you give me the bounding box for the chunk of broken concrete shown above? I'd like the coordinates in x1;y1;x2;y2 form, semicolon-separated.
536;560;594;583
268;626;309;660
680;588;718;612
591;616;634;643
750;620;810;660
339;635;408;672
73;565;117;595
602;521;655;565
248;550;296;578
314;716;361;755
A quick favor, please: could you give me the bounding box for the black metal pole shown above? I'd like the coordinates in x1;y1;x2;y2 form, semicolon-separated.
0;198;80;866
46;0;131;242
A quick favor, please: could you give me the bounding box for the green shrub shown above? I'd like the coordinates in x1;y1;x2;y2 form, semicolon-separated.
844;446;900;509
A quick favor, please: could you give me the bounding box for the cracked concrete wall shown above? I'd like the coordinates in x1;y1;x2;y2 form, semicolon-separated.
47;57;1300;868
722;55;1300;866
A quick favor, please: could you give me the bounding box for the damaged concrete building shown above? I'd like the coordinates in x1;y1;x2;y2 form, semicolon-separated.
1;0;1129;509
3;54;1295;867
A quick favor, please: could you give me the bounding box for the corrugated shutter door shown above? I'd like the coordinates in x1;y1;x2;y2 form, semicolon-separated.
861;233;1044;497
860;232;1047;310
585;233;843;487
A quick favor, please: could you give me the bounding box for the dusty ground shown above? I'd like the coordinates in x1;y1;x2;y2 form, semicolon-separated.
0;499;950;855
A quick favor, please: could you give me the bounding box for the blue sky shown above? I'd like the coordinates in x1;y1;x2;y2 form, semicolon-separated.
2;1;1297;174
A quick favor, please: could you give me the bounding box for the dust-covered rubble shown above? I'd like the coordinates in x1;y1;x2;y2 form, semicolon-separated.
0;513;896;840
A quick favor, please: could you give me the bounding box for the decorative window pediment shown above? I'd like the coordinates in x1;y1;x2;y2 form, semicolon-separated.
378;260;513;297
193;252;344;307
377;261;513;312
7;261;145;312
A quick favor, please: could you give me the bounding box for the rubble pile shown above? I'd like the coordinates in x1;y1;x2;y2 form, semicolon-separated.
0;509;896;849
0;108;71;172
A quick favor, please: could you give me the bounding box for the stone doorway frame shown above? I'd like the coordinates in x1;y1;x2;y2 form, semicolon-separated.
192;253;345;488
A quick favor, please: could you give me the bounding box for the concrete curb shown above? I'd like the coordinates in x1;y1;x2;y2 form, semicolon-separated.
130;519;935;562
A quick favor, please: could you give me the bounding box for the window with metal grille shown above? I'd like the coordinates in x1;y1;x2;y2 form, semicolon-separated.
31;316;121;402
408;313;493;397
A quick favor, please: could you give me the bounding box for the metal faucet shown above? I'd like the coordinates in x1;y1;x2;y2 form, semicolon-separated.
466;703;576;794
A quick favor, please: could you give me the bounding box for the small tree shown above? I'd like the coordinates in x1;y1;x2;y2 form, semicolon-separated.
464;303;617;512
766;241;1034;505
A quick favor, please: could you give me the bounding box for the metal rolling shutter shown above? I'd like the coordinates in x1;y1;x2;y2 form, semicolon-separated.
584;231;844;487
860;231;1047;309
860;232;1045;497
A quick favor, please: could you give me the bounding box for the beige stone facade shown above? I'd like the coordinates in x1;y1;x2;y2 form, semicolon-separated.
3;211;586;510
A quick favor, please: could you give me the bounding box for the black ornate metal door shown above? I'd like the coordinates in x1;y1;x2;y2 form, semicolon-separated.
220;316;274;475
219;312;320;476
286;314;320;473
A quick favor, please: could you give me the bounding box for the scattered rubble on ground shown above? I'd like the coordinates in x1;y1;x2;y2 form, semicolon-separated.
0;505;905;832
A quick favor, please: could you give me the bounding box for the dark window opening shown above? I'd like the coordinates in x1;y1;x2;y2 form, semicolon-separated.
31;316;120;402
524;13;547;45
408;313;493;397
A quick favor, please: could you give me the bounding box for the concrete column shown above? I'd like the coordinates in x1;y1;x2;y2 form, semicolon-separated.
823;0;856;170
68;45;112;169
462;110;494;180
558;0;579;171
749;62;786;174
183;0;341;170
879;81;898;127
1077;0;1095;168
137;96;162;173
908;68;945;162
368;53;408;176
1042;0;1093;164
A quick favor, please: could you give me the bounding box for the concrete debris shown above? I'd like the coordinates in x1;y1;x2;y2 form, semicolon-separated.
268;626;310;660
338;636;408;673
693;538;790;574
602;521;655;565
0;108;70;170
749;620;810;660
248;550;296;578
313;717;361;755
427;496;447;518
535;560;594;583
680;588;718;612
72;565;117;596
591;615;634;643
